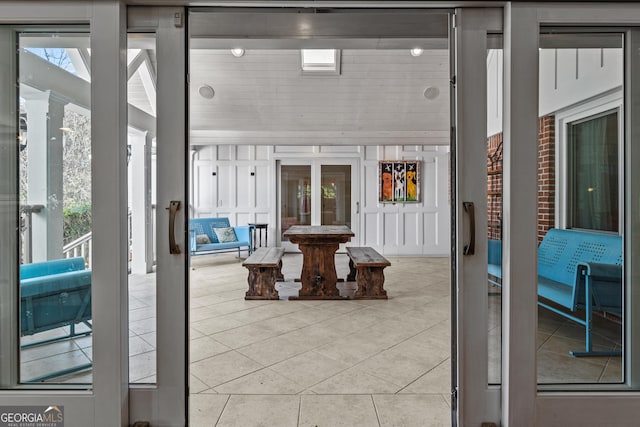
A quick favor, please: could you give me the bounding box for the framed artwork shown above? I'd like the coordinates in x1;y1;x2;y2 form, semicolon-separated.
379;160;420;203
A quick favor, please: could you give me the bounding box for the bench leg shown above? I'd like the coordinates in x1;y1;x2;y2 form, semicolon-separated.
276;259;285;281
245;266;280;300
354;266;388;299
347;258;357;281
570;275;622;357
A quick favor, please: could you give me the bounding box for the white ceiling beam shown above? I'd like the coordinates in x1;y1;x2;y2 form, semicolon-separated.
20;50;155;135
128;49;156;115
65;48;91;81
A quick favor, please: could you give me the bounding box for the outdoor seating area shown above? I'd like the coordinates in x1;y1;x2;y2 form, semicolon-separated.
189;217;252;258
488;228;623;357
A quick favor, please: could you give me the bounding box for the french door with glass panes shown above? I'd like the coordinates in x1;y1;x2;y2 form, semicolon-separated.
0;4;188;426
279;159;359;252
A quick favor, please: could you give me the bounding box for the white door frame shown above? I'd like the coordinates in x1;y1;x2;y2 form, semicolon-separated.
0;2;129;426
277;157;360;252
504;3;640;425
128;7;188;426
453;7;503;425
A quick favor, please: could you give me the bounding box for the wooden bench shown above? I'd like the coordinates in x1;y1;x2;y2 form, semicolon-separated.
242;247;285;300
346;247;391;299
488;228;622;357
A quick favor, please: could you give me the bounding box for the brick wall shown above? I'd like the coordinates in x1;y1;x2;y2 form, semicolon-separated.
537;115;555;243
487;133;503;240
486;115;555;243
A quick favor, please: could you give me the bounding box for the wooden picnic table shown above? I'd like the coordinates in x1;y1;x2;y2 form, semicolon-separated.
283;225;354;299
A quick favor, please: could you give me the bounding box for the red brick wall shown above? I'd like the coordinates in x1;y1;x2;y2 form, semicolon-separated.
537;115;556;243
486;115;556;243
487;133;503;240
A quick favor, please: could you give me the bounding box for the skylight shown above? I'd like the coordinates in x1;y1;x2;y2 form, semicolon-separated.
301;49;340;74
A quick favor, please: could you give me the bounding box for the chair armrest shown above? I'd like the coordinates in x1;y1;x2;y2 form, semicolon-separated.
577;262;622;282
234;226;251;246
189;229;197;252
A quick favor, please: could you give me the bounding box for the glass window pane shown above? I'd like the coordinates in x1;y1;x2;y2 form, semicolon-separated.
18;31;93;385
569;112;619;232
487;38;503;385
127;33;157;384
537;33;623;385
281;165;311;240
320;165;351;228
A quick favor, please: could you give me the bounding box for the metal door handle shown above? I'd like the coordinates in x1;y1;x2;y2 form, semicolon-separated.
463;201;475;255
167;200;181;254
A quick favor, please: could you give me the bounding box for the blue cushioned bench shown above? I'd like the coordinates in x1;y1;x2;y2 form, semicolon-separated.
20;257;92;381
190;217;252;257
488;228;622;357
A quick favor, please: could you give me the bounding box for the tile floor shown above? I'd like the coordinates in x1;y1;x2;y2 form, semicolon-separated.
18;252;624;426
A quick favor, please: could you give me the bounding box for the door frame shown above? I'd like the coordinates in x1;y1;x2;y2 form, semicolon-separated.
128;7;188;426
276;157;360;252
0;2;129;426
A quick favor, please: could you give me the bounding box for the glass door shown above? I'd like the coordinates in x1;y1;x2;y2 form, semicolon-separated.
279;160;358;252
0;2;129;425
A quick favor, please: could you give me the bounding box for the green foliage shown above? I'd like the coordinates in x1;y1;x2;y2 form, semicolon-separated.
63;204;92;245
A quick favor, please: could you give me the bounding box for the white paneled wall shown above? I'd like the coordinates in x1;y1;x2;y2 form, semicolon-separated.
193;145;450;256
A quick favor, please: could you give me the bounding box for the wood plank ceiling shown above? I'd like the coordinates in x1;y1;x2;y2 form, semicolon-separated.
189;48;450;146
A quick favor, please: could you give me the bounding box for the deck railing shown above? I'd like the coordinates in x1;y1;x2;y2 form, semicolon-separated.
23;207;155;269
63;232;93;268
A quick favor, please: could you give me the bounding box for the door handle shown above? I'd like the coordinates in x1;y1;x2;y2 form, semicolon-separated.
463;201;475;255
167;200;181;254
356;201;360;214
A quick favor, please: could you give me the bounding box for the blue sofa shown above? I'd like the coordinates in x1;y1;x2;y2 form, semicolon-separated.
21;257;92;341
20;257;92;381
190;217;252;257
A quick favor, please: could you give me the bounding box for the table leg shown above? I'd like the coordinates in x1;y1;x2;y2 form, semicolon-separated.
294;242;343;299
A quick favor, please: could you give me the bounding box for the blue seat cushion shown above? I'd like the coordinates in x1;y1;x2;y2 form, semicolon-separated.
196;241;249;252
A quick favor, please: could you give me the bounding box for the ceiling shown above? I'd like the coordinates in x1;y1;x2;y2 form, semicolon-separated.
188;47;450;146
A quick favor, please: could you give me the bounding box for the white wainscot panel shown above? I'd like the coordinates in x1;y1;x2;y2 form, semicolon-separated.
364;212;379;247
364;145;379;161
382;146;400;159
198;146;214;160
422;146;439;152
422;158;438;207
319;145;360;153
255;146;271;161
218;165;233;208
274;145;315;153
383;212;399;247
236;166;251;209
237;213;251;227
403;145;420;152
403;212;420;246
196;163;214;209
255;165;270;209
236;145;251;161
217;145;233;161
364;164;379;207
423;212;438;248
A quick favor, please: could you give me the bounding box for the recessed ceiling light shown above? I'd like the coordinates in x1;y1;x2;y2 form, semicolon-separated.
410;48;424;57
198;84;215;99
231;48;245;57
424;86;440;100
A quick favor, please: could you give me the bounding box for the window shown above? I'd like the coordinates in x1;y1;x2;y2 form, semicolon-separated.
568;111;619;232
300;49;341;74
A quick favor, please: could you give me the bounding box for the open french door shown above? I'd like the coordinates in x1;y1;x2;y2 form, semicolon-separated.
0;2;131;425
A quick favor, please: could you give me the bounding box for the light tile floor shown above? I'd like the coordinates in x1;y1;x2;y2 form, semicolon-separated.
19;253;623;426
188;254;451;427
